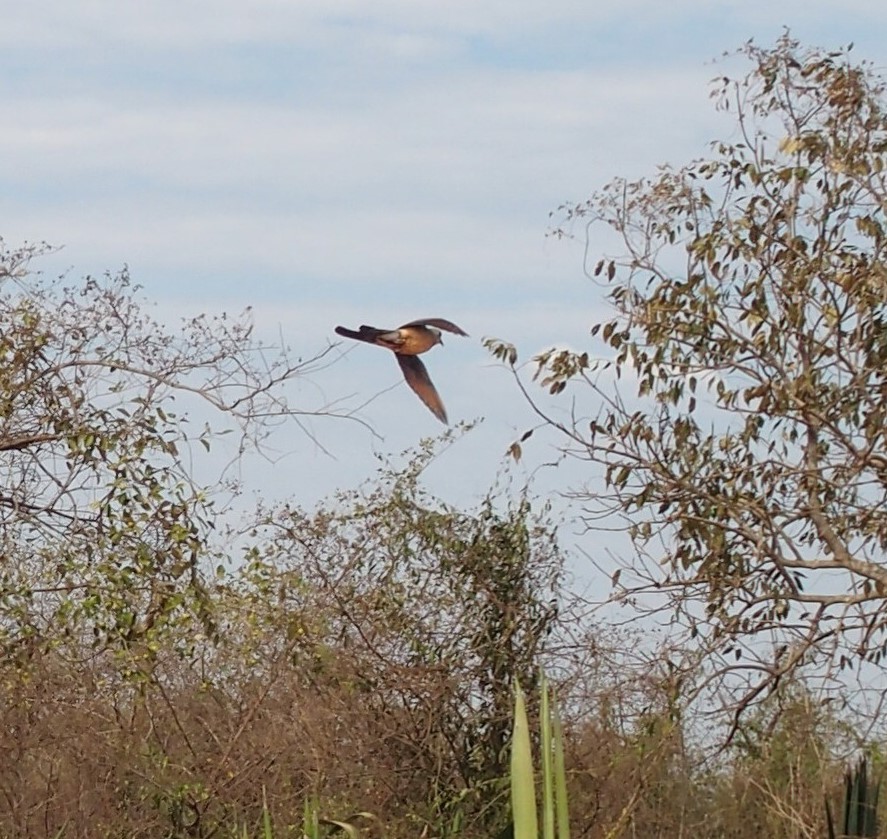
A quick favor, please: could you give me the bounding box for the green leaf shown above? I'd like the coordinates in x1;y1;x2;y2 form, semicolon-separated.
511;680;538;839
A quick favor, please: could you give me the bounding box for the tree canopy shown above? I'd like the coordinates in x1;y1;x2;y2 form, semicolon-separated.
491;35;887;728
0;240;335;666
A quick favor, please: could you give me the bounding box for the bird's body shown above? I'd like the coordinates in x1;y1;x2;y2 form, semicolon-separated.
335;318;468;423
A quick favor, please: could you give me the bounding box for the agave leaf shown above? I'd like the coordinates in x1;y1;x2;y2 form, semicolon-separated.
825;798;836;839
320;812;376;838
552;689;571;839
827;758;882;839
512;679;538;839
303;797;320;839
541;673;555;839
320;819;361;838
261;787;273;839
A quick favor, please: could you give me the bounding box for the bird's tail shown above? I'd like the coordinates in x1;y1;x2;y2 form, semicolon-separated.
335;325;386;344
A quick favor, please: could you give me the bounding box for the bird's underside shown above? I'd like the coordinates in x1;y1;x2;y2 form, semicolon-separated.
335;318;468;423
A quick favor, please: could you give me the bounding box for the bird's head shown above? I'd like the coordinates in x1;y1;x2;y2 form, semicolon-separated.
430;327;443;346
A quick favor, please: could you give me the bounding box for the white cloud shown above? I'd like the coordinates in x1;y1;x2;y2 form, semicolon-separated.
6;0;885;52
0;1;715;49
5;0;887;517
0;0;887;65
1;58;720;302
2;63;716;188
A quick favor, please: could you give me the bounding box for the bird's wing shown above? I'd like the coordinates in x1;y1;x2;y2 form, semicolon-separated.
400;318;468;337
396;354;448;424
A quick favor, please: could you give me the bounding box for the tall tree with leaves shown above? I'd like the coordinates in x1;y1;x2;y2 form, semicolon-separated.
0;239;337;670
489;36;887;730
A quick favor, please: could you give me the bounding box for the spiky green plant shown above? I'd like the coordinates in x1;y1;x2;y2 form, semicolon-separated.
826;757;881;839
511;673;571;839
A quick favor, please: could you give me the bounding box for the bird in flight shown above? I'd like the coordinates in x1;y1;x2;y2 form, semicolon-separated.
335;318;468;423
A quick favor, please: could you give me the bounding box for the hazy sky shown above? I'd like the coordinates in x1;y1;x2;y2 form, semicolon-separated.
3;2;886;522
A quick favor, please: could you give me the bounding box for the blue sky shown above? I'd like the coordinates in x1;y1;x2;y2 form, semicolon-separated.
3;1;887;517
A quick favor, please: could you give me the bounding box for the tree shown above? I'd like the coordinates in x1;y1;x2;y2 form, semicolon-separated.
0;238;337;670
489;35;887;731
